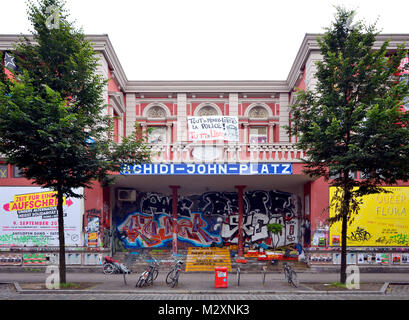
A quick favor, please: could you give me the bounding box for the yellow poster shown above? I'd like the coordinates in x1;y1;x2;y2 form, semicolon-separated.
329;187;409;246
185;247;232;272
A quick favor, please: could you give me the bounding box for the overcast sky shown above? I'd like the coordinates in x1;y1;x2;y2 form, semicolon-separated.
1;0;408;81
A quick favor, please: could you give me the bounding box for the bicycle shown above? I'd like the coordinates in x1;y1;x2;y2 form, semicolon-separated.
283;262;299;288
136;256;160;288
166;259;184;288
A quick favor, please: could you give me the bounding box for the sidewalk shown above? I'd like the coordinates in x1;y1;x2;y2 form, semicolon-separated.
1;271;408;295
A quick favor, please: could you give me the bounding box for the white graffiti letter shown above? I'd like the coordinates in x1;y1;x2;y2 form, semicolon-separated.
45;5;60;30
346;265;360;290
45;265;60;289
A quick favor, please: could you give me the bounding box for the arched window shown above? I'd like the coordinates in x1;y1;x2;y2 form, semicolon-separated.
246;104;272;144
248;106;268;119
195;103;222;116
147;105;167;118
198;106;218;116
143;103;171;144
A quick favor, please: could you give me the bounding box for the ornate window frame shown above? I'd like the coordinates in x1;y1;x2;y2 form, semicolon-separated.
244;103;273;119
244;103;275;144
194;102;222;116
143;103;171;120
142;103;172;144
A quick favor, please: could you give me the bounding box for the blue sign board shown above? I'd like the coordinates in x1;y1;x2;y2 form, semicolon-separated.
121;163;292;175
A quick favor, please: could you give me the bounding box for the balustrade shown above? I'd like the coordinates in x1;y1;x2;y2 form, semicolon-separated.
139;143;305;163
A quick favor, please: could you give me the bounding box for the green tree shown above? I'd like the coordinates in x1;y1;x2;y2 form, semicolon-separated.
288;7;409;283
267;223;283;250
0;0;150;284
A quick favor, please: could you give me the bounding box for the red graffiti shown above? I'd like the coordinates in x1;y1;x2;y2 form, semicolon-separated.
120;213;219;247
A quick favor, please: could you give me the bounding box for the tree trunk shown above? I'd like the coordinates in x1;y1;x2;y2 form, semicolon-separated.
57;185;66;284
340;213;348;283
340;187;351;284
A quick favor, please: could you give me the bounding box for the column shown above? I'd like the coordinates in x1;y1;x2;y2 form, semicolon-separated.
169;185;180;256
96;53;109;118
166;123;172;161
125;93;136;137
279;93;290;143
177;94;187;142
305;52;323;91
269;123;275;143
235;185;246;258
242;123;249;144
228;93;239;116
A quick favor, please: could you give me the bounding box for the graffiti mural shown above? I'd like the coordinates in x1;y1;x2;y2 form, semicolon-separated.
114;190;303;248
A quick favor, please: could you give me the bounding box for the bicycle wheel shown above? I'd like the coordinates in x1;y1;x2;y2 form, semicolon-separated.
103;263;115;275
289;270;299;288
145;272;154;286
137;271;148;287
152;269;159;281
136;276;145;288
170;271;179;288
166;269;176;285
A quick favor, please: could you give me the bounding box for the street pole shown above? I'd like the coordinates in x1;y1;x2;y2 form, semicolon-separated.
170;185;180;256
235;185;246;258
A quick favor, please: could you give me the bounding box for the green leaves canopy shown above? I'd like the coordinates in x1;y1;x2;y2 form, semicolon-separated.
290;8;409;201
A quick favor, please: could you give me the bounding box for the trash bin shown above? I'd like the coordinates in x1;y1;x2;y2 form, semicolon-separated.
215;266;228;288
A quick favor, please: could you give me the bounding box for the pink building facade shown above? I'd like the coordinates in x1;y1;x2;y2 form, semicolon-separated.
1;34;409;267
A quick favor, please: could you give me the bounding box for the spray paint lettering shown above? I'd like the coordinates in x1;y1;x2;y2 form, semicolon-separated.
118;212;219;247
0;234;50;246
114;190;302;248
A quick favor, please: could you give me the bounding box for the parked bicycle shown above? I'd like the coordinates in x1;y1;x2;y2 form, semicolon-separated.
166;259;184;288
136;256;160;288
283;262;299;288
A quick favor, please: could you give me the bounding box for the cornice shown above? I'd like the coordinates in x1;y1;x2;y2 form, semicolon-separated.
286;33;321;90
0;34;129;90
286;33;409;90
125;80;290;93
2;33;409;95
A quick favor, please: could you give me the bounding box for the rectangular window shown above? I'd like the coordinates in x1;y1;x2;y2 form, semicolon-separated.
0;164;8;178
249;126;267;144
148;126;167;144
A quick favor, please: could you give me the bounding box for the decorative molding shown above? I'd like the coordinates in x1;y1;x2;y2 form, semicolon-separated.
1;33;408;96
194;102;222;116
108;91;125;114
142;102;171;118
244;103;274;119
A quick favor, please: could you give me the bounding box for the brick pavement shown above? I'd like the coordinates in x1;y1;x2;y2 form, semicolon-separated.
1;271;409;295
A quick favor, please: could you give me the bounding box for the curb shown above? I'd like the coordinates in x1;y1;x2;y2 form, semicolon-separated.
12;282;389;295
